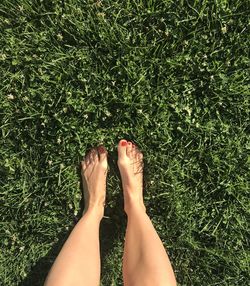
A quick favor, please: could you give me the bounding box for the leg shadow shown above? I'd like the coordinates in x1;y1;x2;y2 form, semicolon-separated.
19;226;73;286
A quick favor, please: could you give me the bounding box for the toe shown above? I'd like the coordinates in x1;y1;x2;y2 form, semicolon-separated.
126;141;133;158
81;161;87;172
97;145;107;162
135;151;143;173
118;139;128;159
135;148;143;164
136;150;143;161
85;151;91;165
90;148;99;163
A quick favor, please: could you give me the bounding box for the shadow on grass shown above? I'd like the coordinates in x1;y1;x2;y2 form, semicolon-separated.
19;153;126;286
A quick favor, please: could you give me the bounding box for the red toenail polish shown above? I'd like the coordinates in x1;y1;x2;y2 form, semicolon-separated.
121;140;127;146
98;146;105;153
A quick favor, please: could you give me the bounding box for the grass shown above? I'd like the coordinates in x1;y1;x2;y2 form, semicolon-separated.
0;0;249;285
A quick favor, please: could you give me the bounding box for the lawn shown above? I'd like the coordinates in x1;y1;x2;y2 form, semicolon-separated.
0;0;249;285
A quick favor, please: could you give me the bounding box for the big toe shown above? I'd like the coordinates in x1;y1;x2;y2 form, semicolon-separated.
118;139;128;159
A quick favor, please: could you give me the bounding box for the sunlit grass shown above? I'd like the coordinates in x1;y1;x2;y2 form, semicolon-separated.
0;0;249;285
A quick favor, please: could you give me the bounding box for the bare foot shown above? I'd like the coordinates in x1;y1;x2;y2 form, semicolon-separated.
81;146;108;218
117;139;146;213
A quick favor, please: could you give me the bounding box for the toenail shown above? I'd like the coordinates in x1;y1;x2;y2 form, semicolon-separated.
98;146;106;153
120;140;127;146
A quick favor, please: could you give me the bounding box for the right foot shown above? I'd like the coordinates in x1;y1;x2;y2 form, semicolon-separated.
117;139;146;213
81;146;108;218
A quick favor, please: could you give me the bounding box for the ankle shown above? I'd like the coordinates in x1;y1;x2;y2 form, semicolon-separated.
124;199;146;215
82;205;104;220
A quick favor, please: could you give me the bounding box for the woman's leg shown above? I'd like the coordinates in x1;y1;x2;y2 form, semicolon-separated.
44;146;108;286
118;140;177;286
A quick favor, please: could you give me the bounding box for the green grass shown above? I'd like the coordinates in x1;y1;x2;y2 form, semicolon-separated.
0;0;249;285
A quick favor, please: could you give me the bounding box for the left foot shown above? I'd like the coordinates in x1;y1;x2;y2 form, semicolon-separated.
81;146;108;217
